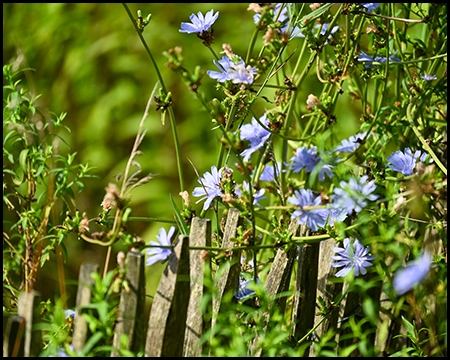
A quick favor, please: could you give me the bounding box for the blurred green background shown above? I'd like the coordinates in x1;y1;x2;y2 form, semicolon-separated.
3;3;364;307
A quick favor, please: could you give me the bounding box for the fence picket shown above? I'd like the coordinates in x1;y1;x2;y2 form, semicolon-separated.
265;221;301;313
313;238;343;347
290;224;320;356
17;290;42;357
72;262;100;352
251;220;302;356
211;208;241;329
183;217;212;357
3;314;26;357
111;251;146;356
145;235;190;357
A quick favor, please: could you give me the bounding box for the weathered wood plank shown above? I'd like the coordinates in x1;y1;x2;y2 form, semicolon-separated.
313;238;343;345
145;235;190;357
112;251;146;356
17;290;42;357
290;224;320;356
212;208;241;329
183;217;212;357
251;220;301;356
4;314;25;356
72;262;99;352
265;220;301;313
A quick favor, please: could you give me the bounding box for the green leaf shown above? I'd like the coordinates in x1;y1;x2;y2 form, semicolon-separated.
19;149;29;173
80;331;104;356
401;315;418;342
362;297;377;326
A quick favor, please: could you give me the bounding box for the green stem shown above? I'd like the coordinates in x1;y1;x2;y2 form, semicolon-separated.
122;3;185;192
406;103;447;176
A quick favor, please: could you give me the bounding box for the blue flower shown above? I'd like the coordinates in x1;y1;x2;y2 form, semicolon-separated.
334;131;369;152
235;278;260;300
146;226;175;266
420;74;437;81
331;238;377;277
255;162;281;182
240;114;271;162
285;146;317;172
63;309;76;320
360;3;380;12
393;252;432;295
192;165;223;210
284;146;335;181
179;9;219;34
357;50;401;68
253;4;287;31
386;148;433;176
235;181;266;206
288;189;330;232
332;175;379;215
207;56;257;85
326;208;348;227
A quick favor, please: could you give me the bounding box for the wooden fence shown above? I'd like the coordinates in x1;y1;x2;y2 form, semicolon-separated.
4;208;410;356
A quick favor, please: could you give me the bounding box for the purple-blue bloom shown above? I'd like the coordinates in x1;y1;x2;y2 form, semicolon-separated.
254;162;281;182
334;132;369;152
393;252;432;295
327;208;348;227
386;148;433;176
63;309;76;320
252;4;306;39
357;50;401;68
179;9;219;34
235;181;266;206
192;165;223;211
284;146;335;181
332;175;379;215
207;56;257;85
146;226;175;266
420;74;437;81
288;189;330;232
360;3;380;12
235;278;260;300
285;146;317;172
240;114;271;162
331;238;377;277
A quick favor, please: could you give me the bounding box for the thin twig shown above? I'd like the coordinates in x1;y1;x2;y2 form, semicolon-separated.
356;10;425;23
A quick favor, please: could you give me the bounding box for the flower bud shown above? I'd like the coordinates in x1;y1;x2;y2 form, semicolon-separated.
307;94;322;107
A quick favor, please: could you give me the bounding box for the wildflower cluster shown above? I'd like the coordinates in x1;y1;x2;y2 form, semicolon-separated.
144;6;445;320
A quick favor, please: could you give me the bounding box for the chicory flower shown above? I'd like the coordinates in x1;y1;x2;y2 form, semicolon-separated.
332;175;379;215
334;132;369;152
331;238;377;277
288;188;330;232
146;226;175;266
386;147;433;176
207;56;257;85
240;114;271;162
192;165;223;210
357;50;401;68
179;9;219;34
393;252;432;295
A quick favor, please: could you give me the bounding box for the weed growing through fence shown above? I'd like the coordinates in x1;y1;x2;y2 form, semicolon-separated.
3;3;447;357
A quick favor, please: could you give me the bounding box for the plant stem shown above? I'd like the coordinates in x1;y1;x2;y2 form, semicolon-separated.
122;3;185;192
